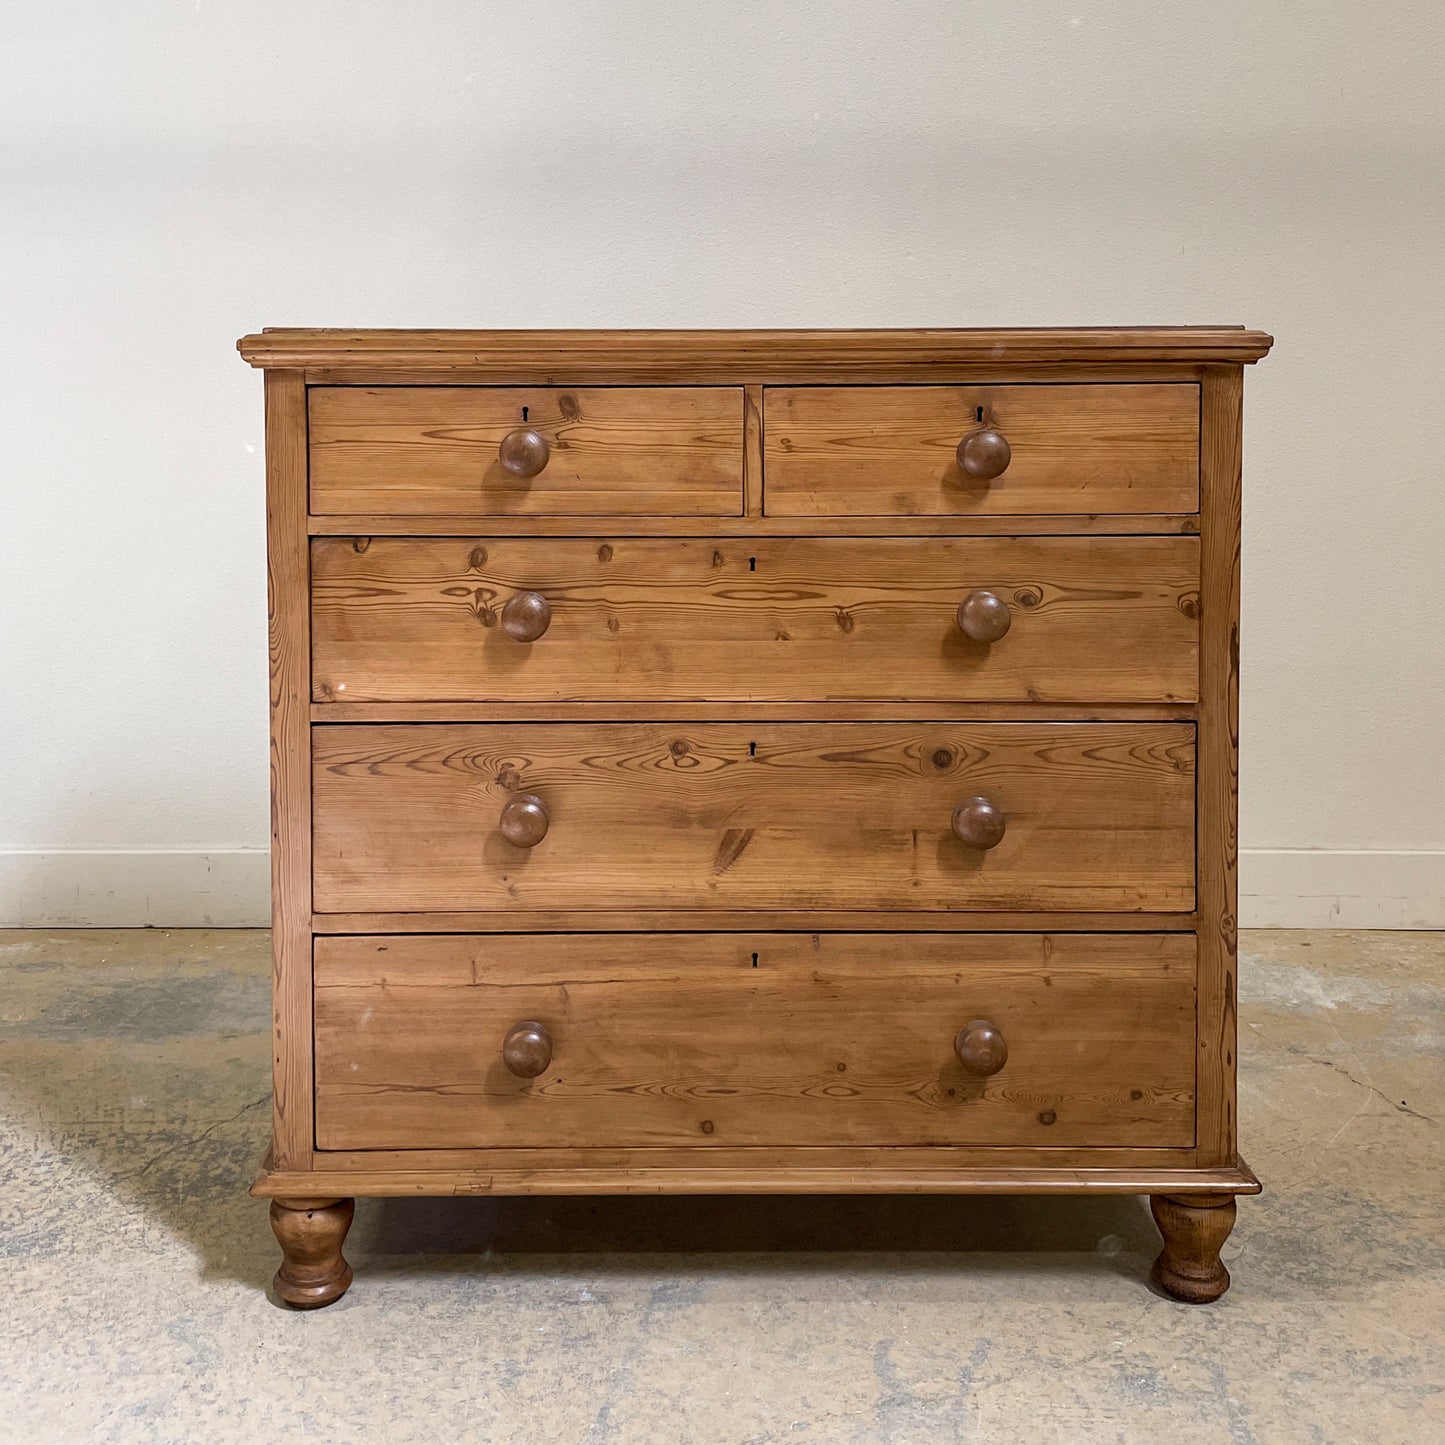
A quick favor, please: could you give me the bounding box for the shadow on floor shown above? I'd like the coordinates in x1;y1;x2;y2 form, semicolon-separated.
360;1190;1160;1273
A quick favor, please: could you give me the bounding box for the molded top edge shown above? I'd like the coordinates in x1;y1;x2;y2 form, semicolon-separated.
237;326;1273;369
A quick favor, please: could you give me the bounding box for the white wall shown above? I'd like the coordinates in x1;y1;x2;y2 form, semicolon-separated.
3;2;1442;927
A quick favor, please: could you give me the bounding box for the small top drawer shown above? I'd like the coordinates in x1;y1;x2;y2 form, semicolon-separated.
764;384;1199;516
309;386;744;516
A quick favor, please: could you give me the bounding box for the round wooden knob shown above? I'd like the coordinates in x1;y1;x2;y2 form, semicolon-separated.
956;589;1011;643
954;1018;1008;1076
957;427;1011;480
499;793;549;848
503;1020;552;1078
501;590;551;642
499;428;550;478
952;796;1005;850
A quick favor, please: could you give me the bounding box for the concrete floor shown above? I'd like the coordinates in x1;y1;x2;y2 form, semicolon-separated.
0;930;1440;1443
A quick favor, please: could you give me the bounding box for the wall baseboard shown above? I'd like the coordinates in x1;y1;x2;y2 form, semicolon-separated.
1;848;1441;930
0;850;271;928
1239;849;1445;929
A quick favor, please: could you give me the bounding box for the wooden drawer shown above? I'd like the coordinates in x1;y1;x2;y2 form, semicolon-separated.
314;932;1197;1150
312;535;1200;704
764;385;1199;515
308;386;744;516
311;722;1195;913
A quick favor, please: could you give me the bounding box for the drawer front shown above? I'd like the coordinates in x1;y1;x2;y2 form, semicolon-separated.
764;385;1199;516
312;722;1195;913
312;536;1199;704
309;386;744;516
314;933;1197;1150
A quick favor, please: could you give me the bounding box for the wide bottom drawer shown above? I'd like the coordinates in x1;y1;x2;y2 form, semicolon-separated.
314;933;1196;1151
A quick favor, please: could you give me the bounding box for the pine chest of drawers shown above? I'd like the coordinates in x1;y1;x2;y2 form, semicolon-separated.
240;326;1273;1307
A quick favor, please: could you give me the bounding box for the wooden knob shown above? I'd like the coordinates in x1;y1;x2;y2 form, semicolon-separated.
503;1020;552;1078
952;796;1005;850
956;589;1011;643
954;1018;1008;1076
499;793;549;848
501;590;551;642
957;426;1011;480
499;428;550;478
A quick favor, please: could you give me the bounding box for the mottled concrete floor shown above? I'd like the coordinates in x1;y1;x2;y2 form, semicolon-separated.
0;930;1440;1443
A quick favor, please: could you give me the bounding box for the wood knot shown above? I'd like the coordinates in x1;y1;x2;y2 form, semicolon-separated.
597;543;613;563
932;748;954;770
1013;588;1041;608
467;546;488;570
1038;1110;1057;1126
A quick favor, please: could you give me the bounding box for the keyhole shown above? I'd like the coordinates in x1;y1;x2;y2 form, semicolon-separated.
748;741;757;757
975;406;985;422
522;405;529;422
751;952;759;968
748;557;756;572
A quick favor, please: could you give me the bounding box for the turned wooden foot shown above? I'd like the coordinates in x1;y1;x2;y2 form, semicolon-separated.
1150;1192;1237;1303
270;1197;354;1308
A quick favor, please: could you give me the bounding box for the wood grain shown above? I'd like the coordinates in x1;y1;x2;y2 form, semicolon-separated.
269;1198;353;1308
255;1158;1261;1198
306;365;1224;387
310;536;1200;704
240;328;1270;1265
1150;1192;1237;1302
311;910;1199;934
313;933;1196;1150
311;721;1197;914
264;370;313;1169
1196;366;1244;1165
307;513;1202;539
743;384;763;517
764;385;1200;516
309;386;743;516
303;1143;1203;1172
238;326;1275;374
311;702;1197;724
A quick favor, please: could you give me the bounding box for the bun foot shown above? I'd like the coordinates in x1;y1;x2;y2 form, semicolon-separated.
1150;1192;1237;1302
270;1197;355;1308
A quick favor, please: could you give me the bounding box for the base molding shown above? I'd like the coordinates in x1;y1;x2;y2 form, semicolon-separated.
252;1150;1261;1200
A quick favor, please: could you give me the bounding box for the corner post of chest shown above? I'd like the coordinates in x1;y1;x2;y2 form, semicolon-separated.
264;368;315;1173
1195;364;1245;1170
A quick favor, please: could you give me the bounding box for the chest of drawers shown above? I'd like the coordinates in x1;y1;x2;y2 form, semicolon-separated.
240;326;1272;1308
